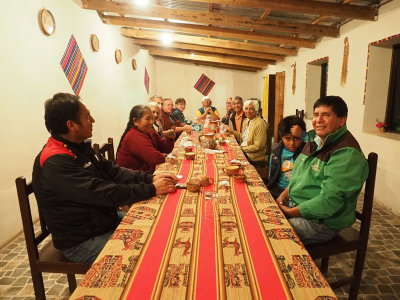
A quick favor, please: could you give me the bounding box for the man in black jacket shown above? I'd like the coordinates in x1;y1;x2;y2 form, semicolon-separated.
33;93;177;264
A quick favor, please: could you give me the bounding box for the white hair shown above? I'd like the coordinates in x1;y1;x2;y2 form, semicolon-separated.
148;101;161;110
244;99;259;112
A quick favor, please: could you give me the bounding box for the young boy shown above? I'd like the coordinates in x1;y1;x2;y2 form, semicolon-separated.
267;115;306;199
171;97;189;124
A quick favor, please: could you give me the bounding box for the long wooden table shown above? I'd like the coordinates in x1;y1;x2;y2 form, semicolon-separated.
70;132;337;300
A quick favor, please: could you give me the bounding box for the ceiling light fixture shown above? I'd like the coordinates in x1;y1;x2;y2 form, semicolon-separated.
134;0;149;7
161;32;172;45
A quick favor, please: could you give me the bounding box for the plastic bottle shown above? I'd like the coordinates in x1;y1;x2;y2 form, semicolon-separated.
204;113;211;129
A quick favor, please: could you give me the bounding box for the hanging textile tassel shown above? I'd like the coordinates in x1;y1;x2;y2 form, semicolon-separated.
291;62;296;94
341;37;349;86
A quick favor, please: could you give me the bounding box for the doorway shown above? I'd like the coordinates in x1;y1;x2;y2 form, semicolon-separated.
266;71;285;155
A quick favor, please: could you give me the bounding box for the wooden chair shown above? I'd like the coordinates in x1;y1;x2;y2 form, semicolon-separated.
93;137;115;164
16;177;90;300
295;109;305;119
306;152;378;300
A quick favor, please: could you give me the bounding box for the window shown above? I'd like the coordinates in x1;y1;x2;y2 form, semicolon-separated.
305;57;329;119
363;35;400;136
386;45;400;132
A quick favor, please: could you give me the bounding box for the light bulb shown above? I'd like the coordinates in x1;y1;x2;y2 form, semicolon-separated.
161;32;172;45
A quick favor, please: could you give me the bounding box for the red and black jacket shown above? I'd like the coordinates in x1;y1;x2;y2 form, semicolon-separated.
32;136;155;250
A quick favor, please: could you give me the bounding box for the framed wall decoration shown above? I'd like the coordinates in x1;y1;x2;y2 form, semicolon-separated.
115;49;122;64
90;34;99;52
38;8;56;36
132;59;137;70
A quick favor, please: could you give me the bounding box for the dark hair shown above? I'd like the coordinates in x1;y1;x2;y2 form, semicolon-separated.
44;93;81;135
233;96;243;103
278;115;306;137
175;98;186;105
313;95;348;118
117;105;151;156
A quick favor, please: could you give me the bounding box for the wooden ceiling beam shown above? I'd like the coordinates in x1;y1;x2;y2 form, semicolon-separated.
260;10;271;20
131;38;284;61
121;27;297;56
142;45;276;67
81;0;339;37
311;0;355;25
147;47;269;68
192;61;261;72
189;0;378;21
154;56;261;72
102;15;315;48
312;16;329;25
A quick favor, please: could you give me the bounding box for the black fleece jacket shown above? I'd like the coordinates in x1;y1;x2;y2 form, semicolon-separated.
32;136;155;250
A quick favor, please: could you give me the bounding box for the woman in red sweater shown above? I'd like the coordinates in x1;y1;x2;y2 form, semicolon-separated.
116;105;174;172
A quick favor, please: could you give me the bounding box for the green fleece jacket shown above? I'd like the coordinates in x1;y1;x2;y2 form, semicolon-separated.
289;125;368;230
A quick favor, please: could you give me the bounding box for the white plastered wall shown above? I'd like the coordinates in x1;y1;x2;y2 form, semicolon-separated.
153;58;259;120
258;0;400;215
0;0;156;247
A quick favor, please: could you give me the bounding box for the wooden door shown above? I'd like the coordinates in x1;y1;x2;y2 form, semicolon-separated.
266;74;276;155
274;71;285;142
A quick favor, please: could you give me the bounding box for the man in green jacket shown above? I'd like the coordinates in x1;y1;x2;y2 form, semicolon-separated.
276;96;369;245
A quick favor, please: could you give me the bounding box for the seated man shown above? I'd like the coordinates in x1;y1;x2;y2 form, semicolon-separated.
161;98;191;137
267;115;306;200
228;96;246;133
196;96;220;121
276;96;369;245
221;97;234;125
33;93;177;264
149;94;163;106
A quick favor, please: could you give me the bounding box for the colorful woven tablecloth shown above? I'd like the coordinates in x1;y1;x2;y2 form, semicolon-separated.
70;132;337;300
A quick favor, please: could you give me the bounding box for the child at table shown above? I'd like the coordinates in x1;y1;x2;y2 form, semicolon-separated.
267;115;306;200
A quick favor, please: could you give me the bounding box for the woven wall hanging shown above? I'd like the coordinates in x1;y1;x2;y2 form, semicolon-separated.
291;62;296;94
341;37;349;86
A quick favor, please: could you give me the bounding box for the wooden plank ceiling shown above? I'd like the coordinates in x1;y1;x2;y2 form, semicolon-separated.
81;0;382;72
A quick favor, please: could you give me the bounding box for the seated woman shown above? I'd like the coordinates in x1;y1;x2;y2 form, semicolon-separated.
227;99;268;166
148;101;164;136
196;96;220;121
117;105;174;173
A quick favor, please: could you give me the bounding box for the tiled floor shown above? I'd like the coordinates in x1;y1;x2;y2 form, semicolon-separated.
0;199;399;300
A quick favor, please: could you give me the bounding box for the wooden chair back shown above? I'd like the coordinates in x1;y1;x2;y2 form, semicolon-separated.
295;109;305;119
306;152;378;300
16;177;90;300
93;137;115;164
